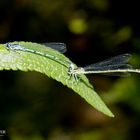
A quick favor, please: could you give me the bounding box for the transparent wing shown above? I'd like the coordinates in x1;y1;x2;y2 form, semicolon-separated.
84;54;132;71
43;42;67;53
83;54;132;76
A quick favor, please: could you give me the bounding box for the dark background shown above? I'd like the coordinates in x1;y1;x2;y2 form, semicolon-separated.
1;0;140;139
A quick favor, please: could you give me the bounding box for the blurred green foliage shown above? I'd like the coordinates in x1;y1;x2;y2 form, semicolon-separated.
1;0;140;139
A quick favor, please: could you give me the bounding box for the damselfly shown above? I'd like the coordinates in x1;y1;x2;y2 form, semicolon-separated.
5;43;71;66
6;42;66;53
68;54;140;80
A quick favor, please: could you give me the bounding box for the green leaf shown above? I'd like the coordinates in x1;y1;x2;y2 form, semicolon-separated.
0;41;114;117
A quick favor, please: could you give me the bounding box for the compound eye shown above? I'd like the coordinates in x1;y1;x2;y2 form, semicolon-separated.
7;43;12;47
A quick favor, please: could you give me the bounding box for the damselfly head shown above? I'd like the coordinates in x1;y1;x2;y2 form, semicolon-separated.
5;43;21;50
68;63;75;74
5;43;12;50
